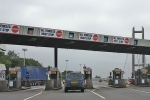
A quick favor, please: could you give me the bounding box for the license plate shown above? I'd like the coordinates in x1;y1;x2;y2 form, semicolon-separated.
71;82;78;84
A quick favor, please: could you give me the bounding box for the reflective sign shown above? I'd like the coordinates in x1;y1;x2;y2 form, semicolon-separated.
142;72;146;74
10;71;16;74
51;71;56;74
116;72;120;74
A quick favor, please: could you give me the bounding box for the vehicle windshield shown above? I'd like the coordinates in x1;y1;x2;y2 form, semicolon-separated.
67;73;82;79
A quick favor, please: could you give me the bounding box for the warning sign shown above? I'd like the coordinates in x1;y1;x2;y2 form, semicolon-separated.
113;36;130;44
40;28;63;38
79;33;99;41
0;23;20;34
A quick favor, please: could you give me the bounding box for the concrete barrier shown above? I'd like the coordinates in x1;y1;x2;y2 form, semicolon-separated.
45;80;54;90
108;79;113;85
119;79;126;88
0;80;8;92
25;81;31;87
85;79;93;89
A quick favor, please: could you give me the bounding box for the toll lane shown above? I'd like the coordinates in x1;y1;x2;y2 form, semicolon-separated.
129;86;150;92
26;88;104;100
0;87;44;100
94;85;150;100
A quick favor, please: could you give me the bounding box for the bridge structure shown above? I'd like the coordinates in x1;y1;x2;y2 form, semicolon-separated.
0;23;150;69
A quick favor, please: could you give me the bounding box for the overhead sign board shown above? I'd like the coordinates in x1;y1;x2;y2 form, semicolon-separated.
79;33;99;41
0;23;20;34
40;28;63;38
9;67;20;71
113;36;130;44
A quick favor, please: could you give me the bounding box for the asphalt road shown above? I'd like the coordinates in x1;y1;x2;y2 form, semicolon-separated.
1;81;150;100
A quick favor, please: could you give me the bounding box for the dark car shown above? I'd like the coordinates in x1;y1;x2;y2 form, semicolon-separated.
64;71;85;92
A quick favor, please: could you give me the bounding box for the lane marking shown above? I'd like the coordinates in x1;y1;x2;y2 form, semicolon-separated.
130;88;150;93
87;89;105;99
23;91;43;100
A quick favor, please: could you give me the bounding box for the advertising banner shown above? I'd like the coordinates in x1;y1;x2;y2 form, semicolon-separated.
79;33;99;41
0;23;20;34
113;36;130;44
40;28;63;38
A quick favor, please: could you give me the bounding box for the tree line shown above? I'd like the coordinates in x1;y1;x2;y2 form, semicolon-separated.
0;50;43;75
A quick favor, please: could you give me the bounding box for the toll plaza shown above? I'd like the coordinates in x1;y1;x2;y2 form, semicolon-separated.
108;68;126;88
134;68;150;86
0;64;7;92
45;67;61;90
83;66;93;89
9;67;21;89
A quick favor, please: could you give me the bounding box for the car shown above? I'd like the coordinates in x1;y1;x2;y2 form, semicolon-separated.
63;71;85;92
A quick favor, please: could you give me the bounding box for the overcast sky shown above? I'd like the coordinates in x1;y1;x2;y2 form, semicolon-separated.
0;0;150;78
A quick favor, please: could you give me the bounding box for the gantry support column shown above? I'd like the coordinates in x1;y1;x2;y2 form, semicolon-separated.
54;46;58;68
132;27;145;72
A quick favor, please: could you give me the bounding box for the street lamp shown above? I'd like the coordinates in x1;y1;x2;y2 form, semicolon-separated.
22;48;27;66
65;60;69;78
80;64;82;72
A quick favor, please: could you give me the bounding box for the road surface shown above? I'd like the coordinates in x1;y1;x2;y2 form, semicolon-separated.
0;81;150;100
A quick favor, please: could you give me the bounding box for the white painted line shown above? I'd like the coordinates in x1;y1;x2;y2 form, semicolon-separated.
131;88;150;93
87;89;105;99
92;91;105;99
23;91;43;100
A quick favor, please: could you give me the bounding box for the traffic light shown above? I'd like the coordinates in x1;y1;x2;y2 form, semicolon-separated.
110;72;112;76
26;71;29;78
69;32;74;39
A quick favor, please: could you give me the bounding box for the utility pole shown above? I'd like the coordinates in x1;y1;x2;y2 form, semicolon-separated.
65;60;69;78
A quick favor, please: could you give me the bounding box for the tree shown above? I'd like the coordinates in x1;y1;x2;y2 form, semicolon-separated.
0;50;43;76
145;64;150;73
95;75;101;78
47;65;52;70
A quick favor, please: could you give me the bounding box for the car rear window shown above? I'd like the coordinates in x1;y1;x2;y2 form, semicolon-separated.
67;73;82;78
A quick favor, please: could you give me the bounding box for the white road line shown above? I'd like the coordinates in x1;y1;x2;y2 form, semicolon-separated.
130;88;150;93
23;91;43;100
86;89;105;99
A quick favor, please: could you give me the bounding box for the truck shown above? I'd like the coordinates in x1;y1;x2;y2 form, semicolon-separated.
21;66;47;86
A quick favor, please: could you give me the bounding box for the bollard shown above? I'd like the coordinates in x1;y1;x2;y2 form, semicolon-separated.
25;81;31;87
119;79;126;88
108;79;113;85
45;80;54;90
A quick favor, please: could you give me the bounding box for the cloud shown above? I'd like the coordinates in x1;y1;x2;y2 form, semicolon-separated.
1;0;150;78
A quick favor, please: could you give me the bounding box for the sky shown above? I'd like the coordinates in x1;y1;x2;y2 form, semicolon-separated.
0;0;150;78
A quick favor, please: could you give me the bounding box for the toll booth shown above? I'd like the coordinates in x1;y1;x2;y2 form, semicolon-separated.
134;68;149;86
83;67;92;80
111;68;124;87
9;67;21;89
49;67;61;88
83;67;93;89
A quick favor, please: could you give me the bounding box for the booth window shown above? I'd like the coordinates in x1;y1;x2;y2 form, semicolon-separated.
134;40;138;45
27;28;34;35
69;32;74;39
104;36;108;42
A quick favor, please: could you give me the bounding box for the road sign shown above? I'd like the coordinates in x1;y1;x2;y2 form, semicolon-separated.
125;38;129;44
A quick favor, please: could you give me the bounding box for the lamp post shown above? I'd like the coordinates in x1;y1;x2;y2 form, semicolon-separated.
22;48;27;66
65;60;69;78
